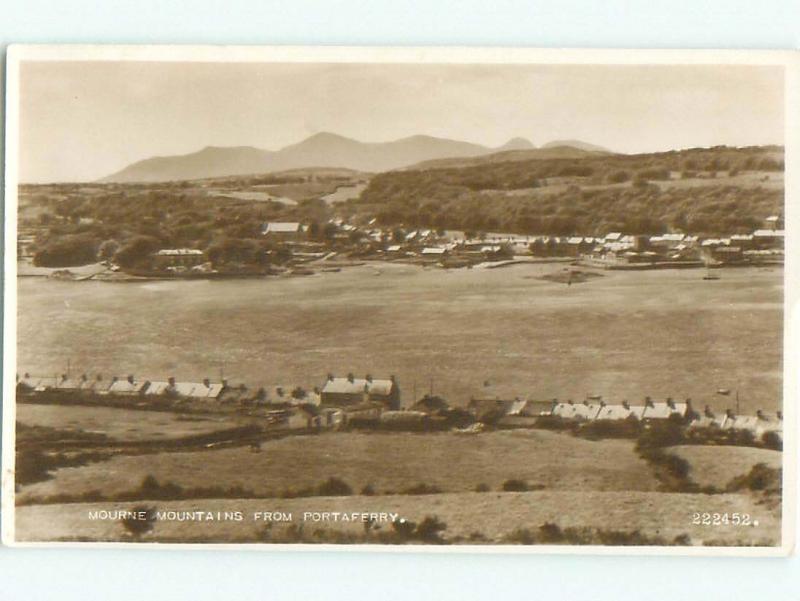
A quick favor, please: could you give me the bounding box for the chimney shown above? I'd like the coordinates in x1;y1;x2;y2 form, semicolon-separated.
81;374;88;382
168;376;176;387
347;372;355;383
24;372;30;379
567;399;574;406
365;374;373;383
777;411;783;421
96;374;103;381
622;401;630;410
61;374;68;382
203;378;210;388
599;400;606;407
645;397;655;408
756;409;765;420
704;405;714;418
667;397;675;409
726;408;735;419
221;378;228;388
112;376;119;383
127;374;135;384
327;373;334;382
582;399;589;406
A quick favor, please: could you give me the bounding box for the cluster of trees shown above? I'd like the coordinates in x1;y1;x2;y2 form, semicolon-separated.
350;146;783;236
27;186;334;268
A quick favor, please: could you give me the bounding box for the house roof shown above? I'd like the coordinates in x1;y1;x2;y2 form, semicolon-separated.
108;379;148;394
596;404;630;421
172;381;224;399
644;401;688;420
145;381;171;395
421;247;447;255
322;377;394;396
156;249;203;256
753;229;785;238
263;222;301;234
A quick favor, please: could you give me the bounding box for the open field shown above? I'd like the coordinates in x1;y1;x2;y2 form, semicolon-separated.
16;403;240;442
671;445;782;490
16;430;660;502
17;264;782;411
14;490;780;546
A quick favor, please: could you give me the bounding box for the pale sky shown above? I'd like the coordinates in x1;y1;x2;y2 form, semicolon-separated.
17;61;784;183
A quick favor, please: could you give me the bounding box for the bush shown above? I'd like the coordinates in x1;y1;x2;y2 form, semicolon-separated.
726;463;781;494
538;522;565;543
33;233;101;267
402;483;443;495
360;483;376;496
316;477;353;497
502;479;529;492
121;505;157;540
415;516;448;543
762;431;782;451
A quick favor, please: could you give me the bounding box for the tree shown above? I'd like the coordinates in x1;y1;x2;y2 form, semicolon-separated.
121;505;157;540
97;239;120;262
114;235;161;268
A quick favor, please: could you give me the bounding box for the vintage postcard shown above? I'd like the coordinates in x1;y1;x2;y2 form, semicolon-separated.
2;46;797;554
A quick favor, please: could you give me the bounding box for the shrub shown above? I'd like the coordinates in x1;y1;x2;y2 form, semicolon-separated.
502;479;529;492
415;516;448;543
316;477;353;497
506;528;535;544
360;483;376;496
762;431;782;451
402;483;443;495
121;505;157;540
726;463;781;493
538;522;565;543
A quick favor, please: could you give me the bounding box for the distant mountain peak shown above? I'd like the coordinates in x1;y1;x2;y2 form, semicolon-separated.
497;137;535;151
541;139;611;153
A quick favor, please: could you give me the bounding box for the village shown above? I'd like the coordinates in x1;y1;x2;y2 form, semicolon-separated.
17;212;784;280
15;368;783;449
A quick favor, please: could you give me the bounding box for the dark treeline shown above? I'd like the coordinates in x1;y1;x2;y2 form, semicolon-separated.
349;145;784;236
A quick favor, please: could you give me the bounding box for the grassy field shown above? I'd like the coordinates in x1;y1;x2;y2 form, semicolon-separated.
14;490;780;546
15;403;241;442
670;445;782;490
16;430;660;502
16;264;783;412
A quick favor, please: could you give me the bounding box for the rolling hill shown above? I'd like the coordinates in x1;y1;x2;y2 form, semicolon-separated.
101;133;546;183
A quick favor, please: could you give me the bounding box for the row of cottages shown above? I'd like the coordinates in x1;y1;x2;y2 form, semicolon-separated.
17;373;226;401
551;398;693;422
688;407;783;440
320;373;400;410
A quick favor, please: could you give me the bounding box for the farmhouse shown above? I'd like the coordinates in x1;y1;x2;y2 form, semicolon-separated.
321;374;400;409
153;249;205;269
261;222;304;240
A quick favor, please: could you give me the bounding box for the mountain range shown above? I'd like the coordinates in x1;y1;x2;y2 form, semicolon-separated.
100;133;611;183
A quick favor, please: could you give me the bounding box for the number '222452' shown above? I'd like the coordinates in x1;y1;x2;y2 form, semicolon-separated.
692;513;755;526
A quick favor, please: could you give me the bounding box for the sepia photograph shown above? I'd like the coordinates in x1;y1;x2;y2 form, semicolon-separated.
2;46;796;552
